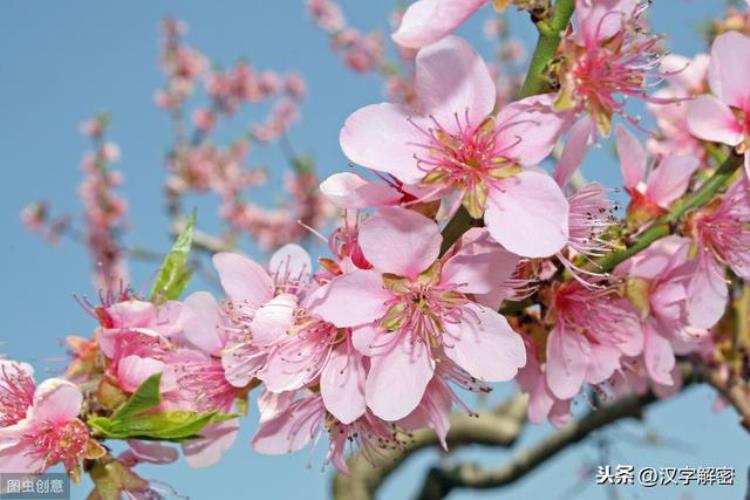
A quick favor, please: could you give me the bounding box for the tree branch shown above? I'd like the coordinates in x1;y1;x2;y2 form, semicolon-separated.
331;395;528;500
697;365;750;431
415;363;698;499
519;0;575;98
594;151;743;273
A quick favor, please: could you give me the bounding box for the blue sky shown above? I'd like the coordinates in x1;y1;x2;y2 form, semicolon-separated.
0;1;746;499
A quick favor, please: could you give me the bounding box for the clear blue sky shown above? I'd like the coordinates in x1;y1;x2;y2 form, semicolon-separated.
0;1;746;499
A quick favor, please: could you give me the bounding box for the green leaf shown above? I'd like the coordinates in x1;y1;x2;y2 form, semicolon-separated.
150;211;196;303
89;411;236;441
111;373;162;421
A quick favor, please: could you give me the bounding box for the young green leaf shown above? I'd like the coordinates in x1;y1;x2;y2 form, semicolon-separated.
150;211;196;303
111;372;162;421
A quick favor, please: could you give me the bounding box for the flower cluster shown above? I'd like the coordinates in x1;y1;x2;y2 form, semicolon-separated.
11;1;750;496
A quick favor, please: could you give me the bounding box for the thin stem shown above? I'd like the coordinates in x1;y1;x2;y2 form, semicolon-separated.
519;0;575;98
594;152;743;273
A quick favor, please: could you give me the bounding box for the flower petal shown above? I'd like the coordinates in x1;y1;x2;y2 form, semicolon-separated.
366;334;434;420
707;31;750;109
340;102;427;185
615;125;646;189
321;349;367;424
415;35;496;127
320;172;402;209
555;115;592;187
309;270;390;327
643;321;676;386
359;207;442;278
441;228;520;294
183;292;226;356
391;0;486;49
545;327;590;399
31;378;84;425
495;94;567;165
645;154;700;208
686;94;743;147
442;303;526;381
212;252;274;309
484;170;569;258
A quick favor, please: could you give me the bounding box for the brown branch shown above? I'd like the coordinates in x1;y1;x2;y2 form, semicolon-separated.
331;395;528;500
414;363;699;499
697;365;750;431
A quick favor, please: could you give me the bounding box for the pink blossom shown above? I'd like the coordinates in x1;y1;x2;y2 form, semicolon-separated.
340;36;569;257
615;125;700;222
0;361;89;475
252;391;405;473
311;207;526;420
646;53;709;159
544;281;643;400
687;31;750;177
686;178;750;328
616;236;718;385
391;0;487;49
516;337;572;428
555;0;669;137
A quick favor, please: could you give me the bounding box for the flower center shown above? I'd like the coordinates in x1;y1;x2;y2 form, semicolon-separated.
379;263;466;347
0;364;35;427
28;418;89;473
409;115;521;218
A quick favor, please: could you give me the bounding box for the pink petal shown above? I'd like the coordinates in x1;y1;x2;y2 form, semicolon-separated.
555;115;592;187
221;343;267;388
585;343;621;385
415;35;496;127
107;300;156;328
351;323;383;356
545;327;590;399
309;270;391;327
643;321;676;386
441;228;520;294
339;102;427;185
212;252;274;309
183;292;226;356
125;440;179;465
686;94;743;146
183;420;239;468
707;31;750;109
661;54;710;92
31;378;83;425
0;441;45;474
391;0;486;49
484;170;569;258
250;294;297;346
495;94;567;165
645;154;700;208
359;207;442;278
320;172;402;209
259;337;318;393
687;254;728;330
443;303;526;381
269;244;312;284
615;125;646;189
366;333;435;420
575;0;637;45
258;389;296;423
320;349;367;424
252;396;325;454
116;355;165;393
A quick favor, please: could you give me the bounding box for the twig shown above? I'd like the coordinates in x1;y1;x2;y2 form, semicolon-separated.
331;395;528;500
415;364;698;499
